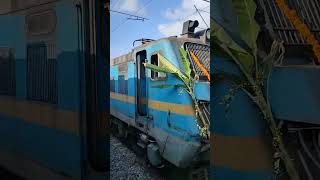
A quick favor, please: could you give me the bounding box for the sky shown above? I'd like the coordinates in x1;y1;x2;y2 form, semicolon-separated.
110;0;210;59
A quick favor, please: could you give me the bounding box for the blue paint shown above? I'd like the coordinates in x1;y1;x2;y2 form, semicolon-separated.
128;79;136;116
144;40;196;104
212;82;266;137
110;39;208;143
128;78;135;98
111;66;119;93
149;108;199;138
15;59;27;100
210;166;272;180
148;77;193;104
0;16;26;59
211;56;266;137
211;54;272;179
57;52;81;111
111;37;209;167
111;96;199;138
0;2;84;179
56;1;78;52
145;40;180;68
127;61;135;79
269;67;320;124
0;114;81;179
111;98;135;118
55;2;82;111
110;66;119;80
0;16;27;99
194;81;210;101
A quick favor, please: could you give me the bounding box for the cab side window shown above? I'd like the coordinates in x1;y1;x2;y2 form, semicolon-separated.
150;54;166;80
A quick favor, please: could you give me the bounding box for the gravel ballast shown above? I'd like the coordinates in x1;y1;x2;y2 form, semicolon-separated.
110;136;164;180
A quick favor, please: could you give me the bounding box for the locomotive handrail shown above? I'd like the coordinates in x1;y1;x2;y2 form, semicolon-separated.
133;38;155;47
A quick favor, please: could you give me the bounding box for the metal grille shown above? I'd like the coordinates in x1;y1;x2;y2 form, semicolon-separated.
27;43;57;104
185;43;210;78
0;48;15;96
262;0;320;45
200;101;210;125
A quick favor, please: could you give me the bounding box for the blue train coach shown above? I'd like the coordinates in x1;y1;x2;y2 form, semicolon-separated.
110;20;210;169
0;0;109;179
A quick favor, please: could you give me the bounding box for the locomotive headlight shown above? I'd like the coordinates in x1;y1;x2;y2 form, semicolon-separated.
206;29;210;41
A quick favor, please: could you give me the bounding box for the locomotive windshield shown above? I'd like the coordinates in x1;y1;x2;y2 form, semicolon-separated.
184;42;210;81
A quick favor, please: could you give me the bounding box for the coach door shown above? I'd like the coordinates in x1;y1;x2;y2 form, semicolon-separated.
136;50;147;116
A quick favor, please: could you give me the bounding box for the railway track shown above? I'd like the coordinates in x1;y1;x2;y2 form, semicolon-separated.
110;135;164;180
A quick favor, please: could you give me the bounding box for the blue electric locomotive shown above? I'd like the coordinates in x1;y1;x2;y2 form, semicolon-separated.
0;1;109;179
110;20;210;168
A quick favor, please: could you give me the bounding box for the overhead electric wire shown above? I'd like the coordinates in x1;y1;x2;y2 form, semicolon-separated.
158;5;209;33
110;10;148;20
198;9;209;14
111;0;154;32
194;5;209;28
178;5;209;21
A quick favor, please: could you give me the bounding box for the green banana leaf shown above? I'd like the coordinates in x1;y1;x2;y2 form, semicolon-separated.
211;0;260;76
145;53;190;86
231;0;260;52
212;20;255;77
178;48;191;79
144;63;173;74
151;84;185;89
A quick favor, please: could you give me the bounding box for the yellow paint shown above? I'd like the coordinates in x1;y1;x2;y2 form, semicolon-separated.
211;133;273;171
0;97;79;135
110;92;195;116
110;92;135;104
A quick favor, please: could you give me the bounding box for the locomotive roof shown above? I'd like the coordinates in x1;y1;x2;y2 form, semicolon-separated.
111;36;209;66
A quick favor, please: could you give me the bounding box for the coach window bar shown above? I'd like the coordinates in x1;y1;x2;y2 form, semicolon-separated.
150;53;166;81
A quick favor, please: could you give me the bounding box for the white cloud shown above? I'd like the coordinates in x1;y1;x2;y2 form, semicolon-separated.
158;0;210;37
158;22;182;37
119;0;138;11
116;0;146;16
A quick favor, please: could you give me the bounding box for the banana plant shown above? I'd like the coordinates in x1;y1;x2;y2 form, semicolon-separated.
212;0;298;179
143;48;209;139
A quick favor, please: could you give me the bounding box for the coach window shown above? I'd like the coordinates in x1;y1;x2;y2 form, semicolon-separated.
150;54;166;80
0;48;15;96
